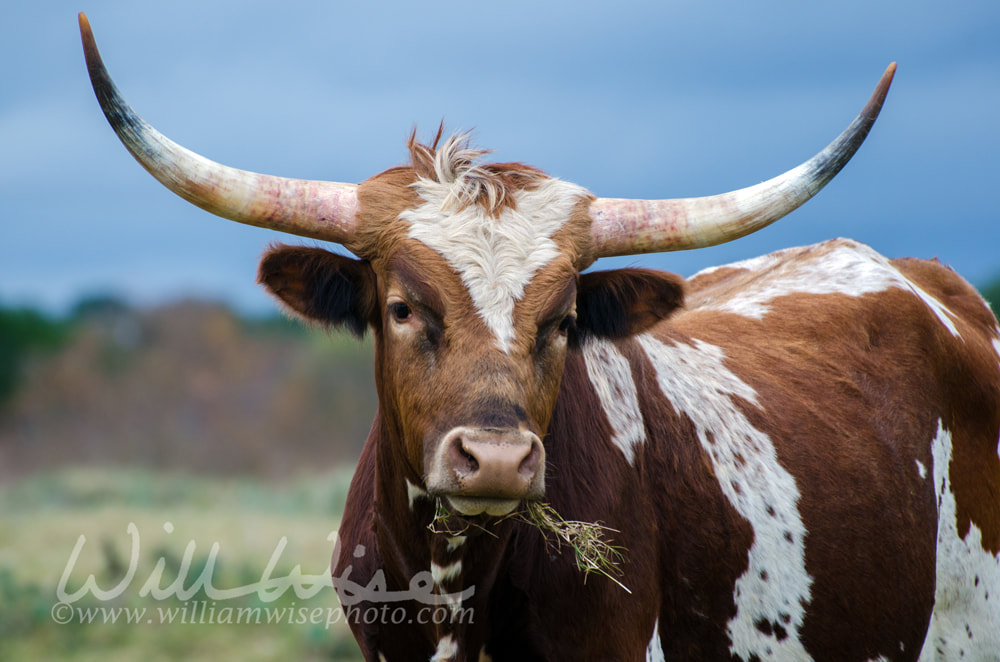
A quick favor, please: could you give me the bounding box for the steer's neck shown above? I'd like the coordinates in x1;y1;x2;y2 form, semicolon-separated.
369;411;516;660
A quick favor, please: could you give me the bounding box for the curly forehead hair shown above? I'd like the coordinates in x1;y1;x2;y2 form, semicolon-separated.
406;126;546;216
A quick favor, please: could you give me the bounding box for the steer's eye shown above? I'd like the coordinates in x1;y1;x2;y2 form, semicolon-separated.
389;302;412;322
558;314;576;334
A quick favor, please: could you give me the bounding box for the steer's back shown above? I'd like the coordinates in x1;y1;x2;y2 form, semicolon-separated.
634;239;1000;660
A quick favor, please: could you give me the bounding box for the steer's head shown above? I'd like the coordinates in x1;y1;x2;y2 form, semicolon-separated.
256;135;685;515
78;13;894;516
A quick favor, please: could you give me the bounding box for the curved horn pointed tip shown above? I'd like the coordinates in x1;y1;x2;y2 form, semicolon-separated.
589;63;899;258
77;14;362;245
876;61;897;94
864;62;897;120
78;12;94;48
78;12;106;80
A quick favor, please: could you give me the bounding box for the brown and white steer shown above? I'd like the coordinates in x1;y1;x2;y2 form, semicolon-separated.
81;14;1000;662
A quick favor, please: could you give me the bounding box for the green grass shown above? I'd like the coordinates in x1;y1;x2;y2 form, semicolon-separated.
0;468;363;661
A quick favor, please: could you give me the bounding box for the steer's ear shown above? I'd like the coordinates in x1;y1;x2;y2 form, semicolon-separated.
257;245;377;338
576;268;685;340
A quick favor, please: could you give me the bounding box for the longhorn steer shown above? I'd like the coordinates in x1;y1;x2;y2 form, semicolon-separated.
80;14;1000;661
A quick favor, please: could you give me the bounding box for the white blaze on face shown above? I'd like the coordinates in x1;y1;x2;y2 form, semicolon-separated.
402;176;588;353
636;334;813;660
693;239;961;337
918;421;1000;660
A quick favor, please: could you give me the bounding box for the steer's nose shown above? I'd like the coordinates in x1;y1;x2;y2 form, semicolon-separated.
428;426;546;503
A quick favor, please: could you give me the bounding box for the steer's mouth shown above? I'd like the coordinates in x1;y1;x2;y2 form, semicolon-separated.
429;496;530;538
445;496;523;518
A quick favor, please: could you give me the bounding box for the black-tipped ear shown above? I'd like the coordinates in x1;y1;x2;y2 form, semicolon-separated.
576;268;685;340
257;245;377;338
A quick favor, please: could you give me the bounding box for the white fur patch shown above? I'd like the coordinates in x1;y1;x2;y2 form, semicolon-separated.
916;460;928;480
406;478;429;511
636;334;813;660
447;535;467;551
402;176;588;352
646;618;664;662
918;421;1000;660
431;634;459;662
582;337;646;464
693;240;960;337
431;560;463;586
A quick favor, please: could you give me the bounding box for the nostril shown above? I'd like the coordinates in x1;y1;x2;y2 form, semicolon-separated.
459;443;479;472
518;441;542;479
446;435;481;475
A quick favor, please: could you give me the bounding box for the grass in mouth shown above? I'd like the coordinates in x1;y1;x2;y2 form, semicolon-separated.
426;498;498;538
429;498;630;593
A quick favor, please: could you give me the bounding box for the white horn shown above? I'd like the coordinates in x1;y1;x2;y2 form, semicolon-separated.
589;63;896;257
79;13;360;245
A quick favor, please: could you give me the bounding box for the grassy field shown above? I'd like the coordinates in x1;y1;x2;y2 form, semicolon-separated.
0;468;364;661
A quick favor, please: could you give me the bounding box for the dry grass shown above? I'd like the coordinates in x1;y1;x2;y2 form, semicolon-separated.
511;502;630;593
430;499;630;593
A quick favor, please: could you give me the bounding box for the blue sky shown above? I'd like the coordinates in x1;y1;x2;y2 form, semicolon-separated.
3;1;998;314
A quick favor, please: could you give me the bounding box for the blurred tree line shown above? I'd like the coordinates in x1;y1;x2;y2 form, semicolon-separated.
0;296;134;403
982;276;1000;316
0;307;73;403
0;295;376;478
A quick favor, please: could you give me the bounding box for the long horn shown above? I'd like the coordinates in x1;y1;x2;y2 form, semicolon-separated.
589;63;896;257
79;13;359;245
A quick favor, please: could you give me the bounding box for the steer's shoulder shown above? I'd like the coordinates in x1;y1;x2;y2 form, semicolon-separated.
676;238;988;342
683;238;912;316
